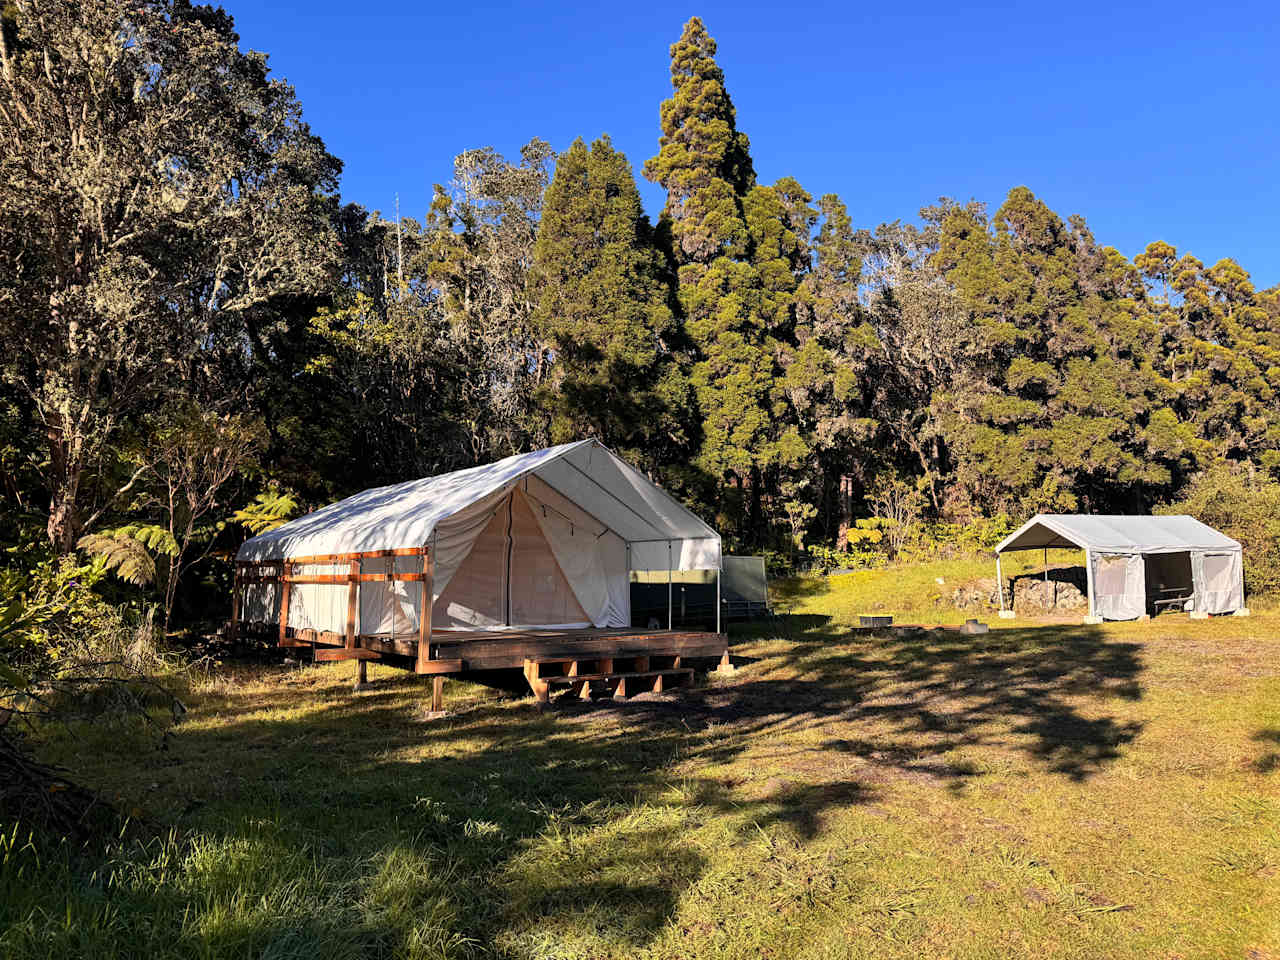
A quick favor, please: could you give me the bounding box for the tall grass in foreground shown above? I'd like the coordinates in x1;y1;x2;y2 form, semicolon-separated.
0;818;475;959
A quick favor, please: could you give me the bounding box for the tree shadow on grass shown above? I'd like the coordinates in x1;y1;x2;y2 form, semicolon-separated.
1253;728;1280;773
706;615;1145;786
21;613;1146;958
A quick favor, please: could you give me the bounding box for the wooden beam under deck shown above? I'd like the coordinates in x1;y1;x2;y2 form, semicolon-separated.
296;626;725;675
315;647;382;662
428;628;726;673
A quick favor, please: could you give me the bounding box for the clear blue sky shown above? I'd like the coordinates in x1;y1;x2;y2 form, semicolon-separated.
231;1;1280;287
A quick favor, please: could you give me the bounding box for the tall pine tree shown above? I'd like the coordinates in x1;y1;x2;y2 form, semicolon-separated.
530;136;693;470
644;17;808;541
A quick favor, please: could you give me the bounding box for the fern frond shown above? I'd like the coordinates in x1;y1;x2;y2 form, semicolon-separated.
111;524;180;558
232;491;298;535
76;533;157;586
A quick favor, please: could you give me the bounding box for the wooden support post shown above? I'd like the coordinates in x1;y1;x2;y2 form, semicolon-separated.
347;559;364;689
652;673;664;694
431;676;444;713
277;561;293;647
523;659;549;703
416;547;433;674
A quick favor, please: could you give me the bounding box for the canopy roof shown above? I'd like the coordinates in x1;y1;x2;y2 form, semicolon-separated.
236;439;719;566
995;514;1241;555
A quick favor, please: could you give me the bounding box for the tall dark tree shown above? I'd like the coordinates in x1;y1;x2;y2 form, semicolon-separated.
644;17;808;541
530;136;693;470
932;187;1185;515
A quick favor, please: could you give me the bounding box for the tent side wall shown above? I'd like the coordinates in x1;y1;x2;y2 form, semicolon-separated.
1089;552;1146;621
1190;548;1245;615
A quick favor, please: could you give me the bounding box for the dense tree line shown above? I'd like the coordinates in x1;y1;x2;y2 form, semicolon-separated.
2;4;1278;629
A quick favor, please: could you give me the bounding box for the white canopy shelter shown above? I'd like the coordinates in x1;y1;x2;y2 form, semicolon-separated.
993;514;1245;621
236;439;722;636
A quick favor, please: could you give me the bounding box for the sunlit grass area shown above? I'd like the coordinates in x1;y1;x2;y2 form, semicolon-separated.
774;550;1090;626
4;567;1278;959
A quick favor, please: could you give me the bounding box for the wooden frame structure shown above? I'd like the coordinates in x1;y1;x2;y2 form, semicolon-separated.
230;545;728;707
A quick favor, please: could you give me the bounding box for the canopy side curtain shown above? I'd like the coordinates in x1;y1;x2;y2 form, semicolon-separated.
1191;548;1244;614
1090;552;1146;621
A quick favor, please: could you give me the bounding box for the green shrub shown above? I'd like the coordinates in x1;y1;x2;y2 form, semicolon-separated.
0;557;116;684
807;543;887;572
1157;462;1280;598
904;514;1016;562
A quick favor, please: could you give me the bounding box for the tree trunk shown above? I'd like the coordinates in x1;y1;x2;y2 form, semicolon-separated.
45;420;82;554
748;464;763;547
836;474;853;550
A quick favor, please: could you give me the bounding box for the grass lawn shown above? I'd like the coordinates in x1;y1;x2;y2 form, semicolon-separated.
4;558;1279;958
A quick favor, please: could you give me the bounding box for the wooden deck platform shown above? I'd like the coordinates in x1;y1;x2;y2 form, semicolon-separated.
250;622;729;700
422;626;727;672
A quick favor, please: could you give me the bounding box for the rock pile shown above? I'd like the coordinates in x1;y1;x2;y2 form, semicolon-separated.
1010;567;1087;614
951;578;1000;610
950;566;1088;614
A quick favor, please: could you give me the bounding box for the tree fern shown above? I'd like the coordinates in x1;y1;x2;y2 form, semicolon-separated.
232;491;298;535
76;525;179;587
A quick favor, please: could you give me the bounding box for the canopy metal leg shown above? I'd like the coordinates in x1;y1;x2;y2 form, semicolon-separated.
996;554;1006;611
1084;547;1098;621
716;567;721;634
667;540;673;631
1044;547;1050;609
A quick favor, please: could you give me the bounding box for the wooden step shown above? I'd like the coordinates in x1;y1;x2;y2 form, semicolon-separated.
542;667;692;686
523;663;694;702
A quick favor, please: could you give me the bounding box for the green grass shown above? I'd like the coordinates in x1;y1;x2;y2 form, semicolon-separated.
4;560;1279;958
777;549;1090;626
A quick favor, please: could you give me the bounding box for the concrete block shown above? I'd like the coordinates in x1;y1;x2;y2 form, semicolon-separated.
1189;611;1210;620
1083;615;1104;625
960;619;989;635
1234;608;1251;617
997;610;1016;619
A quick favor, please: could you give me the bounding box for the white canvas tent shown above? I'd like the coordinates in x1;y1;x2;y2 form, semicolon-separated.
236;439;723;636
993;514;1245;621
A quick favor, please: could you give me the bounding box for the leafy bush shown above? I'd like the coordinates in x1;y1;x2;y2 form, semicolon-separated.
2;556;182;710
808;543;887;572
1;559;183;836
0;557;117;683
1158;462;1280;598
904;514;1016;562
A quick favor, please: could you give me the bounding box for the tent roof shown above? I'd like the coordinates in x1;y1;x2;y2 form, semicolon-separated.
994;514;1241;555
236;439;718;562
